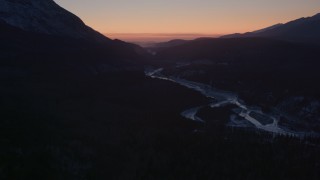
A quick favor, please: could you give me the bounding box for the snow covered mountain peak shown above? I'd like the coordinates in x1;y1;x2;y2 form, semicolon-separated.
0;0;109;41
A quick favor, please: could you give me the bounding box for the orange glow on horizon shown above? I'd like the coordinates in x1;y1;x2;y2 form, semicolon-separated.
54;0;320;42
105;33;221;42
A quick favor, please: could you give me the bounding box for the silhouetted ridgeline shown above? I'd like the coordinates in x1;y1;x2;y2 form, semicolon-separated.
221;13;320;44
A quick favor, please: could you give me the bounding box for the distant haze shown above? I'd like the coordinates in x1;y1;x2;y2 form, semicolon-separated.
105;33;220;46
54;0;320;41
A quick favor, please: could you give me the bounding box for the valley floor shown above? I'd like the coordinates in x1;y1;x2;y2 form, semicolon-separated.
1;68;320;180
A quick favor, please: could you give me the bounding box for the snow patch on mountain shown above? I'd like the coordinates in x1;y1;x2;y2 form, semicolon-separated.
0;0;108;41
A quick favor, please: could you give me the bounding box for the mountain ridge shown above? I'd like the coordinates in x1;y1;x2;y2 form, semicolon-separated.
221;13;320;43
0;0;109;42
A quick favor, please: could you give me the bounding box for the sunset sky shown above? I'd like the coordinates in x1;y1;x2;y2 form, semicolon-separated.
54;0;320;42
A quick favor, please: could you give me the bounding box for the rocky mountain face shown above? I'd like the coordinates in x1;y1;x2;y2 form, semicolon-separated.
0;0;149;68
0;0;108;42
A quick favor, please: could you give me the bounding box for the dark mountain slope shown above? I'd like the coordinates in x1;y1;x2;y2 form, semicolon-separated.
252;23;284;33
156;37;320;64
0;0;108;41
222;13;320;43
0;0;149;75
0;21;147;81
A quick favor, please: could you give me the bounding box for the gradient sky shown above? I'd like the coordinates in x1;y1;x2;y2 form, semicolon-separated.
54;0;320;36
